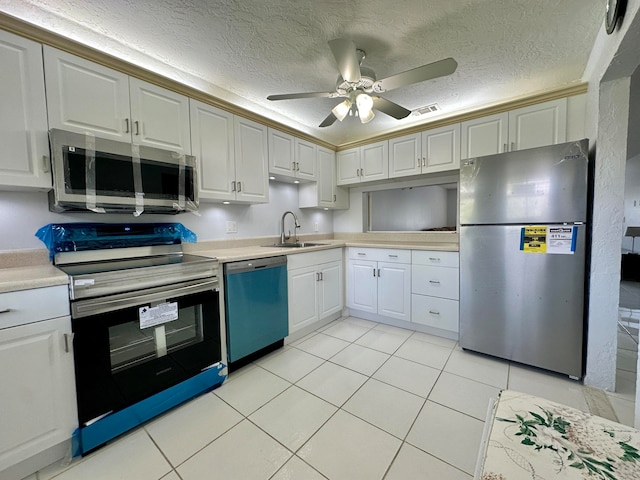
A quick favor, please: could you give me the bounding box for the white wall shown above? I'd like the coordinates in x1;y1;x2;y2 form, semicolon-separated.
0;182;333;251
582;0;640;391
369;186;448;231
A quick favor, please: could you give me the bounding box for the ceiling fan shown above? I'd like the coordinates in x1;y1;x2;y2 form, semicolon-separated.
267;38;457;128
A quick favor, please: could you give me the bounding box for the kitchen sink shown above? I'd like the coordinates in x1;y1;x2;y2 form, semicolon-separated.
263;242;328;248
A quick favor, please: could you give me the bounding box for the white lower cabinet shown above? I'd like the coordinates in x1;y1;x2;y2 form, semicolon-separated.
346;248;411;322
0;286;77;480
411;250;460;334
287;249;343;334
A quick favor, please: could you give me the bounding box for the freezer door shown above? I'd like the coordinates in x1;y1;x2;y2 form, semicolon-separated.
460;140;588;225
459;224;585;378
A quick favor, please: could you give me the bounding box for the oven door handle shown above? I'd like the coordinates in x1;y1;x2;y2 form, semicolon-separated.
72;279;219;319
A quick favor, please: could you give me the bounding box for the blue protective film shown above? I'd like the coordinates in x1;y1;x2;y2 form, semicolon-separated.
35;222;197;259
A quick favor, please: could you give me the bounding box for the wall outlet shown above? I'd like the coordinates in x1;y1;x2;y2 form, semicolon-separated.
226;221;237;233
314;222;319;232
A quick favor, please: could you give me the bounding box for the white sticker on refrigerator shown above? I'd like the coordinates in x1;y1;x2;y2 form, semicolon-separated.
139;302;178;329
547;226;576;254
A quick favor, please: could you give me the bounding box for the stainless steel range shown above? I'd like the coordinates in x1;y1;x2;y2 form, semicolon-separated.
40;223;226;455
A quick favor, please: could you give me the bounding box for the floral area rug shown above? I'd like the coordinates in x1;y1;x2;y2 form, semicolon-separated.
476;390;640;480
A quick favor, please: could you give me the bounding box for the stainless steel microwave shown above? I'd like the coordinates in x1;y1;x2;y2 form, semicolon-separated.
48;129;198;214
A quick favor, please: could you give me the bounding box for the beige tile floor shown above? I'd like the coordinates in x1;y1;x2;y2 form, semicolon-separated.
29;316;636;480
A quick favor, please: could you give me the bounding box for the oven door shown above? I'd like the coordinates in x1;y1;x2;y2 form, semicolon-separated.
71;279;220;426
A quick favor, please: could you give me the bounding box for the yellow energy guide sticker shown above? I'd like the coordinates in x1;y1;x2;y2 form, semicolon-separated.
521;226;547;253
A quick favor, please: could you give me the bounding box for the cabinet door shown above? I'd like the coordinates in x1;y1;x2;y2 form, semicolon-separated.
317;147;336;207
377;262;411;321
268;128;295;178
288;265;319;333
336;148;360;185
43;46;131;142
234;116;269;203
422;124;460;173
0;316;77;472
508;98;567;151
389;133;421;178
295;138;317;181
460;113;508;160
347;259;377;313
319;261;343;319
0;31;50;190
361;140;389;182
129;78;191;154
189;99;235;201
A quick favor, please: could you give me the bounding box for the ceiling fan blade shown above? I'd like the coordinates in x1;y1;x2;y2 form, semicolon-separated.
267;92;337;101
372;57;457;93
372;97;411;120
328;38;361;84
319;112;337;128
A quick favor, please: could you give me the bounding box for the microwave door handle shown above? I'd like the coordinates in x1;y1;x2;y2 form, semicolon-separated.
72;279;219;319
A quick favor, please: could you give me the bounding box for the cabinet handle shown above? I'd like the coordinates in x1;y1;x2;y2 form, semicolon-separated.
64;333;75;353
125;118;130;133
231;181;236;192
503;143;507;153
356;168;360;177
0;308;11;314
422;157;426;167
417;158;421;167
357;252;366;256
377;268;381;277
237;181;242;192
292;161;296;172
296;162;300;171
511;142;515;152
42;155;50;173
316;272;320;281
319;272;323;281
428;310;440;315
134;120;140;136
429;280;441;284
388;254;398;258
373;268;376;277
333;194;336;202
360;168;364;176
428;257;440;262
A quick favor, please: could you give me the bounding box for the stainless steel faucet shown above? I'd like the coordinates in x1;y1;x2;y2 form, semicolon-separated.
280;211;301;245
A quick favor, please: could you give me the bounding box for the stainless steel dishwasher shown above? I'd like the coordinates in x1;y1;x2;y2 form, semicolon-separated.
223;256;288;370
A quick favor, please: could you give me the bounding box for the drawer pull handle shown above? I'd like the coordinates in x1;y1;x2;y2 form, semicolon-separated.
428;310;440;315
429;280;441;284
357;253;366;256
0;308;11;314
388;254;398;258
429;257;440;261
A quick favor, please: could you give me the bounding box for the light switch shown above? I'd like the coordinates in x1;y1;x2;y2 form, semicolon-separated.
226;221;238;233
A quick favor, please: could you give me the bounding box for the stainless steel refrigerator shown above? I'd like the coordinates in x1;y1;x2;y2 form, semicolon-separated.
459;139;589;379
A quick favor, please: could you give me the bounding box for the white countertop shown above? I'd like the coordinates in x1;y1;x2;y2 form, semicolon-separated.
0;240;458;293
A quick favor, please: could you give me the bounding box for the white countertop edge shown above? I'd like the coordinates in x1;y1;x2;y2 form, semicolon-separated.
0;265;69;294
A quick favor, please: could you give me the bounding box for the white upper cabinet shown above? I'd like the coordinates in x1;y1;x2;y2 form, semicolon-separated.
336;140;388;185
44;46;191;154
268;128;317;182
0;31;51;190
461;98;568;159
389;124;460;179
233;116;269;203
299;146;349;209
190;100;269;204
190;99;235;201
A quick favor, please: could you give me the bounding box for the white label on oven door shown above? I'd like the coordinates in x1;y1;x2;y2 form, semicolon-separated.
139;302;178;329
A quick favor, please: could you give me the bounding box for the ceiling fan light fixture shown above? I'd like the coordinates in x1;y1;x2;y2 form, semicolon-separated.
359;108;375;124
355;92;374;116
332;99;352;121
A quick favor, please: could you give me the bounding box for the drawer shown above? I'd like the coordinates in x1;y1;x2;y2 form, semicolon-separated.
0;285;70;330
411;294;459;332
348;247;410;263
287;247;342;270
412;265;459;299
412;250;459;268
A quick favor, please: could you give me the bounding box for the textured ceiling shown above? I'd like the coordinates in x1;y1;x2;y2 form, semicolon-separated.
1;0;604;146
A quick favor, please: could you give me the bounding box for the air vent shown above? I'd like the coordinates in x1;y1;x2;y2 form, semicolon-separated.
412;103;440;116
